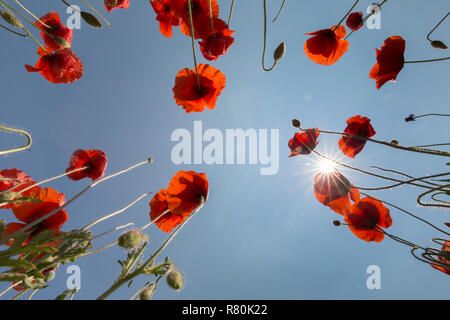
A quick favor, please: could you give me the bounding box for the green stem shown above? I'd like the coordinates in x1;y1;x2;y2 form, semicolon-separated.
262;0;277;72
227;0;235;26
14;0;50;28
427;11;449;41
404;57;450;63
272;0;286;23
0;125;32;156
0;23;27;36
332;0;359;31
96;199;205;300
187;0;201;89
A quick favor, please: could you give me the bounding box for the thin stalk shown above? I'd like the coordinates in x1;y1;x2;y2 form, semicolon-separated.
427;11;450;41
0;23;27;36
332;0;359;31
80;0;111;26
404;57;450;63
272;0;286;23
0;125;32;156
262;0;277;71
227;0;235;26
14;0;50;28
344;0;388;40
187;0;201;89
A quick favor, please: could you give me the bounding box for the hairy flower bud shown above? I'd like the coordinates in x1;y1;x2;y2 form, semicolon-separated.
0;10;23;29
139;286;154;300
273;42;286;61
166;268;183;290
81;11;103;28
430;40;448;50
118;230;147;249
45;270;56;282
0;192;20;202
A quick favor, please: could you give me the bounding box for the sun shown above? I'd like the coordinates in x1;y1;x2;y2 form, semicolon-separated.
317;158;337;174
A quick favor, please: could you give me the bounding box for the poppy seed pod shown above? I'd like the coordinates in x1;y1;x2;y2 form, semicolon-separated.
333;220;341;226
0;10;23;29
404;114;415;122
291;119;301;128
118;230;147;249
81;11;103;28
390;139;399;145
166;268;183;290
430;40;448;50
273;42;286;61
139;286;154;300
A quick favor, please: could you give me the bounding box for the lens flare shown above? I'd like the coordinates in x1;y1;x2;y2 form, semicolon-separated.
317;158;336;174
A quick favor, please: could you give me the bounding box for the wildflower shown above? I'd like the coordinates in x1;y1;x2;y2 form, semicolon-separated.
338;115;375;158
288;129;319;157
66;149;107;181
304;25;349;65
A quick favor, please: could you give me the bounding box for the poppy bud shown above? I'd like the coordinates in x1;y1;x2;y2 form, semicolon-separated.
404;114;415;122
273;42;286;61
147;157;154;163
52;36;71;49
291;119;301;128
0;10;23;29
45;270;56;282
105;0;118;5
0;192;20;203
81;11;103;28
139;286;154;300
166;268;183;290
333;220;341;226
118;230;147;249
445;222;450;228
430;40;448;50
390;139;398;145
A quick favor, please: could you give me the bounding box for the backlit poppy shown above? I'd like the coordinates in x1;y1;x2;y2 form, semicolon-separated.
345;197;392;242
199;18;235;61
314;170;360;216
304;25;349;65
35;12;73;51
66;149;108;181
2;187;68;244
104;0;130;12
338;115;376;158
369;36;405;89
166;170;208;216
288;129;319;157
346;11;363;31
173;64;226;113
169;0;219;39
25;47;83;84
0;169;38;209
431;240;450;275
150;0;181;38
149;189;188;233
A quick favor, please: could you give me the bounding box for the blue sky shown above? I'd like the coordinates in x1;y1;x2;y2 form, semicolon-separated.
1;0;449;299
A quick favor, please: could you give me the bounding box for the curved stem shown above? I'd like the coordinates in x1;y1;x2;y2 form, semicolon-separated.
427;11;449;41
417;184;450;208
14;0;50;28
360;192;450;236
0;23;27;36
370;166;441;187
272;0;286;23
0;125;32;156
354;172;450;191
82;192;152;230
262;0;277;72
227;0;235;26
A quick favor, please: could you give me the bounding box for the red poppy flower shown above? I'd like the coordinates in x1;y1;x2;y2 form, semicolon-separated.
288;129;320;157
198;18;234;61
169;0;219;39
149;189;188;233
431;240;450;275
66;149;107;181
150;0;181;38
104;0;130;12
167;170;208;216
338;115;376;158
35;12;73;51
304;25;349;65
346;11;364;31
0;169;38;209
25;47;83;84
173;64;226;113
345;197;392;242
369;36;405;89
314;170;360;216
2;187;68;245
